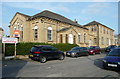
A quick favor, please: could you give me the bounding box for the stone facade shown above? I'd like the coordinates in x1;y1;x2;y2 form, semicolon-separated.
0;27;4;39
9;10;115;48
84;21;114;48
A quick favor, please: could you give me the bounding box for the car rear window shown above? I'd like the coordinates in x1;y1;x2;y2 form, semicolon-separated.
31;47;40;52
108;49;120;56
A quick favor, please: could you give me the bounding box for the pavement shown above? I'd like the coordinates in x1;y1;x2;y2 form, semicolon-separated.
2;53;120;78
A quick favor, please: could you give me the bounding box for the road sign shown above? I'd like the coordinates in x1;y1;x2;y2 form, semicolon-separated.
2;37;18;43
2;37;18;58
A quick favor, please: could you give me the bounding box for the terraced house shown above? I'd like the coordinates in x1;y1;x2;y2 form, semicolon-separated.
9;10;114;48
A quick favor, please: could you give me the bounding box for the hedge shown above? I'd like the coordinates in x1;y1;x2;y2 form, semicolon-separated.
5;42;78;56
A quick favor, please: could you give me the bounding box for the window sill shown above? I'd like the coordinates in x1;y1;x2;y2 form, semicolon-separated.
47;40;53;42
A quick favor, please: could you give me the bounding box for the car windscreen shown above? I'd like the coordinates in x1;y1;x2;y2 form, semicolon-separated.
31;47;40;52
109;46;116;48
108;49;120;56
80;47;87;50
89;47;96;49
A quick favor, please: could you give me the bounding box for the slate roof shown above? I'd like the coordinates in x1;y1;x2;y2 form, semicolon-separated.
29;10;87;29
11;10;88;29
84;21;114;31
0;27;3;31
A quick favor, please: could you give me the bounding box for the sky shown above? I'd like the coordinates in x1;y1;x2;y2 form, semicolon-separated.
0;1;119;36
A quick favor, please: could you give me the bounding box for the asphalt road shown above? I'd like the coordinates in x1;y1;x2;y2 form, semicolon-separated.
2;53;120;78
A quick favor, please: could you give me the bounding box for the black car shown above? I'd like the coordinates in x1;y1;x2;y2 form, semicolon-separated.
103;47;120;71
66;47;89;58
105;45;117;52
29;45;65;63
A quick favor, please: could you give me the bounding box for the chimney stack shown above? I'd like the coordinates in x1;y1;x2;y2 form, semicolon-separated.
74;19;78;23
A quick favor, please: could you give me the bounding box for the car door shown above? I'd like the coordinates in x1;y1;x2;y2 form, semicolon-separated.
41;46;53;58
82;47;88;55
96;47;100;53
78;48;84;56
50;47;59;58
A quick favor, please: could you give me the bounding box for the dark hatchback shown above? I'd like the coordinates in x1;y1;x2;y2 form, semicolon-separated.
103;47;120;71
66;47;89;58
29;45;65;63
105;45;117;52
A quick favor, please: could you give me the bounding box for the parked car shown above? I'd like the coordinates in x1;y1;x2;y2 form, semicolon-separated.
88;46;101;55
29;45;65;63
103;47;120;71
66;47;89;57
105;45;117;52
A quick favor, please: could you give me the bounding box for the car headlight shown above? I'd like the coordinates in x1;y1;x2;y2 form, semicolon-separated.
90;50;93;52
103;60;107;63
71;52;75;55
118;62;120;65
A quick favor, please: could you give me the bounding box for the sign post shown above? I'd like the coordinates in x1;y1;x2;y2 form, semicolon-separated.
15;43;17;57
2;37;18;59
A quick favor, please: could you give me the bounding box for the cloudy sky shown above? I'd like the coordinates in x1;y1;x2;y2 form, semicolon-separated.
0;0;119;36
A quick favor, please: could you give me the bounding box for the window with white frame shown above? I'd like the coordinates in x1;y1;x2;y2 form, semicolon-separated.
47;27;52;41
34;25;38;40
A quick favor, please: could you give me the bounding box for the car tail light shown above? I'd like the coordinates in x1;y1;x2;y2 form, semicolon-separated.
34;52;41;54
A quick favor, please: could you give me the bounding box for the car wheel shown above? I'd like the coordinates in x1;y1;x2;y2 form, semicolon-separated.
75;53;79;58
99;52;101;54
59;54;65;60
71;53;76;58
102;62;107;69
93;53;95;55
40;56;47;63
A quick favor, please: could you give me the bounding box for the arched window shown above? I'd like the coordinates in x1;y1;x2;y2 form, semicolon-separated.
65;34;68;43
60;34;63;43
14;27;17;30
78;33;81;43
73;35;76;44
47;27;52;41
34;25;38;40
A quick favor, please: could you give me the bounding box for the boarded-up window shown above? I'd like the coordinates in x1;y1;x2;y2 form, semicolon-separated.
65;34;68;43
60;34;63;43
74;35;76;44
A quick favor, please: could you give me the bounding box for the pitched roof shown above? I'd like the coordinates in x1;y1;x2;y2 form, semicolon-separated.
10;12;30;24
29;10;87;29
17;12;30;17
0;27;3;31
84;21;114;31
